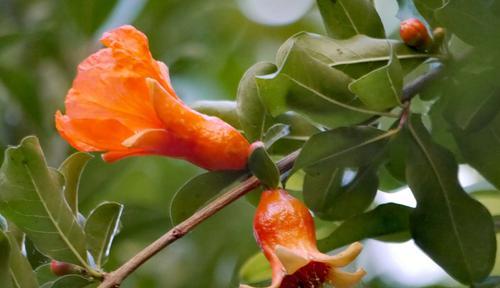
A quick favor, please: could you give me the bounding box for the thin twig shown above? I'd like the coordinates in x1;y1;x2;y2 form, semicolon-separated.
98;151;299;288
401;63;444;102
98;64;445;288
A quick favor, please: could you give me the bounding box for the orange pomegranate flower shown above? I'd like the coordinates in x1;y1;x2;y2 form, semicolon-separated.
242;189;366;288
55;25;250;171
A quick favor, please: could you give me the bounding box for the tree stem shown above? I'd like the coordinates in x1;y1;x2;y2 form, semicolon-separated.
98;64;445;288
98;151;299;288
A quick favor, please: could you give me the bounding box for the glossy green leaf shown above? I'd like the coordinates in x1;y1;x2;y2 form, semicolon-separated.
0;230;12;288
304;166;378;220
63;0;119;36
275;32;428;79
349;46;403;110
191;100;241;130
318;203;413;251
293;126;395;174
58;153;93;216
396;0;427;23
257;39;374;128
239;252;271;285
384;128;407;183
236;62;277;142
170;171;244;225
40;283;53;288
0;136;88;266
248;144;280;188
405;115;496;284
84;202;123;268
473;276;500;288
6;231;38;288
25;237;48;270
35;264;57;286
443;73;500;132
262;124;290;149
49;275;94;288
316;0;385;39
435;0;500;49
413;0;444;27
451;115;500;190
378;164;405;192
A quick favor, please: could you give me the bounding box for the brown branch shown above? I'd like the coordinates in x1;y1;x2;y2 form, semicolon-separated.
98;150;299;288
98;64;445;288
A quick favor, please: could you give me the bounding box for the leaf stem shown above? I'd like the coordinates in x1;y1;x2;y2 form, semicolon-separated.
97;64;444;288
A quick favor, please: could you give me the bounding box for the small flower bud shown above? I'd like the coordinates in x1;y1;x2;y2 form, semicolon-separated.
50;260;80;276
400;18;432;51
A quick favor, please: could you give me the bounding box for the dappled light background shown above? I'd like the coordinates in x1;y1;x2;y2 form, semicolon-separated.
0;0;496;287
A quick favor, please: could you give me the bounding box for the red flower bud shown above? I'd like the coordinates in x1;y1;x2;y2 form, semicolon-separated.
241;189;365;288
50;260;80;276
400;18;432;51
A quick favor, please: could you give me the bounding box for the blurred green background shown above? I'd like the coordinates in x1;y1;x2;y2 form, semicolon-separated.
0;0;487;287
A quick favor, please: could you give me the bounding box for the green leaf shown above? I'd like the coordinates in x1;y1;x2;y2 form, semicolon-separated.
435;0;500;49
276;33;428;79
451;115;500;190
0;230;12;288
396;0;428;22
384;128;407;183
248;143;280;188
318;203;413;251
63;0;119;36
236;62;277;142
316;0;385;39
443;72;500;132
349;46;403;110
35;264;57;285
0;136;88;267
262;124;290;149
257;39;375;128
303;166;378;220
49;275;94;288
58;153;93;216
473;276;500;288
405;115;496;284
378;164;405;192
293;126;395;174
5;231;38;288
84;202;123;268
413;0;444;27
170;171;244;225
239;252;271;285
191;100;241;130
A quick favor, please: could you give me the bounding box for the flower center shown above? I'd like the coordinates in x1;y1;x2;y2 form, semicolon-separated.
280;261;330;288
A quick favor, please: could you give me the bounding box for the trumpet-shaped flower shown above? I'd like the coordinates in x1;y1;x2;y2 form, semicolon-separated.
55;25;250;170
242;189;366;288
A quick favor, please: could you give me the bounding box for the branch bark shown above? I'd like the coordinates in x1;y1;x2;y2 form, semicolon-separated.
98;151;299;288
98;64;445;288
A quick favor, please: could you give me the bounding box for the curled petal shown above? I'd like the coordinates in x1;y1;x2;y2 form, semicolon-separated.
274;245;309;275
315;242;364;267
329;268;367;288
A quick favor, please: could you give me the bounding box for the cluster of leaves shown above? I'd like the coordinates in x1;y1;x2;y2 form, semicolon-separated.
0;0;499;287
0;137;122;287
190;0;500;286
